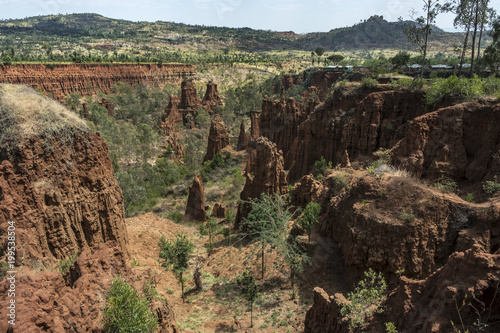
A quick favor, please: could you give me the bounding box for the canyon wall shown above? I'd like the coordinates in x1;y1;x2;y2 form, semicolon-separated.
0;63;196;101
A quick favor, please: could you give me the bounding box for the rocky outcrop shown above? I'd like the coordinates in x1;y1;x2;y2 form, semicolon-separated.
234;137;288;227
203;115;231;162
0;85;128;265
99;97;115;116
212;203;227;219
304;245;500;333
179;79;201;110
201;81;223;112
391;99;500;184
0;242;178;332
249;111;261;140
299;169;500;280
185;176;206;222
237;120;249;151
259;88;427;180
0;63;195;101
160;95;185;158
304;287;348;333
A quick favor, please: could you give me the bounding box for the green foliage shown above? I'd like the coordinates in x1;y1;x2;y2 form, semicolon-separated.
361;77;378;89
327;54;345;64
391;51;411;66
434;176;459;193
142;280;158;303
314;156;332;179
59;251;79;274
158;233;194;301
425;75;500;106
239;193;294;280
103;277;157;333
236;268;258;327
483;175;500;196
340;269;387;330
385;322;398;333
390;77;418;90
399;211;416;223
205;217;220;253
167;211;184;224
299;201;321;240
465;193;475;204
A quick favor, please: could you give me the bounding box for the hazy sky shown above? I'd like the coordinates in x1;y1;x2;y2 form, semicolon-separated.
1;0;497;33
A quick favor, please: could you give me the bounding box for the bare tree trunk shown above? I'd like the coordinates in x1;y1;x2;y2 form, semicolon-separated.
459;25;471;72
470;0;480;75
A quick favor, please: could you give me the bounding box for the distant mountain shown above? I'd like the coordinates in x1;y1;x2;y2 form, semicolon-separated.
0;13;467;52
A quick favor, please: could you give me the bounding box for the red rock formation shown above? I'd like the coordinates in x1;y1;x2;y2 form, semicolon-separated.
234;137;288;227
304;245;500;333
0;86;128;264
179;79;201;110
0;242;178;332
203;114;231;162
201;81;223;112
249;111;261;140
290;174;326;208
301;169;499;280
237;120;249;151
391;100;500;183
100;97;115;116
0;63;196;101
160;95;185;158
259;88;428;180
212;203;227;218
185;176;206;222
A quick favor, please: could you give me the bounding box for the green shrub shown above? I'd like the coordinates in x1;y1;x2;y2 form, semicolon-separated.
464;193;475;203
299;201;321;240
361;77;378;89
390;77;416;90
103;277;157;333
399;211;416;223
0;261;9;280
341;269;387;330
483;175;500;196
59;251;79;274
434;176;459;193
167;211;184;224
142;280;158;303
425;75;491;105
314;156;332;179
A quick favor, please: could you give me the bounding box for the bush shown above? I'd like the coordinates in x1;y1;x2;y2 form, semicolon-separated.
59;251;79;274
483;175;500;196
390;77;417;90
103;277;157;333
314;156;332;179
361;77;378;89
341;269;387;330
299;202;321;240
425;75;492;105
399;211;416;223
434;176;458;193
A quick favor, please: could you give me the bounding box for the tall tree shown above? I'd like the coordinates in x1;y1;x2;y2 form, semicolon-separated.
403;0;441;85
483;16;500;73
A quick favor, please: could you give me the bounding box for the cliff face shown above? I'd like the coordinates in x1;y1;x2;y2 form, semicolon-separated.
203;114;231;162
0;241;178;332
391;99;500;183
259;88;427;180
0;63;196;101
292;169;499;281
234;137;288;227
0;84;128;265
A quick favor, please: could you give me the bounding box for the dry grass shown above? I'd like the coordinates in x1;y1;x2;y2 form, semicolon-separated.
0;84;88;148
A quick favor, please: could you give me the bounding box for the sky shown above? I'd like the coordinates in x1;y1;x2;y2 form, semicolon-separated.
0;0;498;33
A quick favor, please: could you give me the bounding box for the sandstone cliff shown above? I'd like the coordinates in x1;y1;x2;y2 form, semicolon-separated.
203;114;231;162
185;175;206;222
292;169;499;281
391;99;500;184
234;137;288;227
0;84;128;265
201;81;223;112
0;241;178;332
0;63;195;101
259;88;427;180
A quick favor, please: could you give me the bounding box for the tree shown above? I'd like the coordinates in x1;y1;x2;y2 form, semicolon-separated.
239;193;293;280
391;51;411;67
327;54;345;65
299;201;321;241
102;277;158;333
158;233;194;302
315;47;325;65
402;0;441;85
340;269;387;331
483;16;500;73
42;43;52;59
205;216;220;254
237;268;258;327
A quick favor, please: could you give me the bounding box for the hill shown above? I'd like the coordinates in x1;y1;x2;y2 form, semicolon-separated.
0;13;467;54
